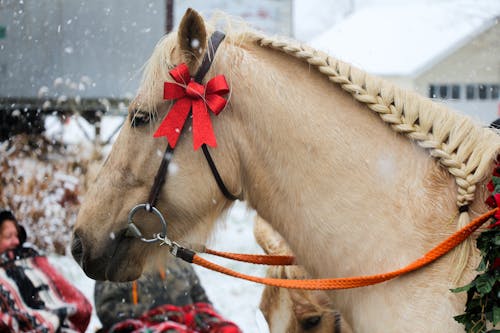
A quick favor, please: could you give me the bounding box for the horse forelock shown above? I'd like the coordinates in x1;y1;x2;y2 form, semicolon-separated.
135;34;178;116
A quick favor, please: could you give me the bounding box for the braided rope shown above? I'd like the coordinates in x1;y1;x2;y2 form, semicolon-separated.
192;208;497;289
243;32;500;280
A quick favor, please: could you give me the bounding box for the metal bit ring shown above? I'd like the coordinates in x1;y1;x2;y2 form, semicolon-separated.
126;204;167;243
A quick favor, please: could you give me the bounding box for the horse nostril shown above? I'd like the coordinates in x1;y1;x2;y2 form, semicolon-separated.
71;233;84;265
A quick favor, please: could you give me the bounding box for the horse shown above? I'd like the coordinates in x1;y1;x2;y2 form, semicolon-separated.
254;215;353;333
72;8;500;332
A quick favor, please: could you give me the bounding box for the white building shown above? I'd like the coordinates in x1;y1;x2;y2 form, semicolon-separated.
310;1;500;124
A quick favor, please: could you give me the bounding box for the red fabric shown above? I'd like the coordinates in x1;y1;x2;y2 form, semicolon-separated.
140;304;185;325
34;256;92;332
486;195;496;208
108;302;241;333
493;258;500;270
494;193;500;219
0;275;57;332
154;63;229;150
0;248;92;332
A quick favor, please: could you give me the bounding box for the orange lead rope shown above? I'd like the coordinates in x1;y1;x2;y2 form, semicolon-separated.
204;249;295;265
132;281;139;304
183;208;498;290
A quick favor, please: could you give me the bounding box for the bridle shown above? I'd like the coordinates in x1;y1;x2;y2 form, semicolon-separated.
126;31;236;244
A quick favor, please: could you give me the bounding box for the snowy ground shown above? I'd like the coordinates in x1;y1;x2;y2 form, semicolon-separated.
49;201;269;333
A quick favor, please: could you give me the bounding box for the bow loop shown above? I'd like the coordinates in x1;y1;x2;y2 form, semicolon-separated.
170;63;191;85
154;63;230;150
205;94;227;116
206;75;229;95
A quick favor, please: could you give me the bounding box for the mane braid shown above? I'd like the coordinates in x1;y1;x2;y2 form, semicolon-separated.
242;31;500;281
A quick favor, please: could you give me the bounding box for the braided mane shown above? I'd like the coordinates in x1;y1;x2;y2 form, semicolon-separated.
239;31;500;278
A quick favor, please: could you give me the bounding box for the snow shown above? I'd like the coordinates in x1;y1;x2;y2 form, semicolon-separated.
309;0;500;76
44;115;124;147
293;0;350;41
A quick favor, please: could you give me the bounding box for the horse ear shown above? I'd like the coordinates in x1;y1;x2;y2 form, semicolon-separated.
177;8;208;70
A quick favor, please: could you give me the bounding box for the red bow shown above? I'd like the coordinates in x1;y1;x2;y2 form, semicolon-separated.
153;63;229;150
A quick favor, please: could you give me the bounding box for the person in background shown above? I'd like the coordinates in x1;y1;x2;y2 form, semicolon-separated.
0;209;92;332
94;255;241;333
0;210;22;254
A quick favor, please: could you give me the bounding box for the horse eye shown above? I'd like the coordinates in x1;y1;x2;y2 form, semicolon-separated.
130;111;151;127
300;315;322;330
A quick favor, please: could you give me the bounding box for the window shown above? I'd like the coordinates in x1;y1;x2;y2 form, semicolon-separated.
451;85;460;99
478;84;487;100
428;85;437;98
466;85;475;100
491;85;499;99
439;85;448;99
427;83;500;100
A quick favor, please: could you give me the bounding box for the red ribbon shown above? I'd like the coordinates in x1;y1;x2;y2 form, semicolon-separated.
153;63;229;150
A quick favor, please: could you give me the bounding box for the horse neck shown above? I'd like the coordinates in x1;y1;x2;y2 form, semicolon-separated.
218;41;465;278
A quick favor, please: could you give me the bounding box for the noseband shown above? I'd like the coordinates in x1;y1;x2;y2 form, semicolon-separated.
127;31;236;243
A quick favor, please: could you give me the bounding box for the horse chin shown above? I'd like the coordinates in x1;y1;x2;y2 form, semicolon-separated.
104;237;146;282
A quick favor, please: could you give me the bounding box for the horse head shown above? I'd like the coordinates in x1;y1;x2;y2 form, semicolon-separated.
72;9;242;281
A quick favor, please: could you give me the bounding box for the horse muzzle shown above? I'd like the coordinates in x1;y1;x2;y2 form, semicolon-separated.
71;231;110;280
71;228;141;282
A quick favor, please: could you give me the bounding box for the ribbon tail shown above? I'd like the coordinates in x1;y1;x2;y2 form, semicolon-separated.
192;99;216;150
153;98;192;148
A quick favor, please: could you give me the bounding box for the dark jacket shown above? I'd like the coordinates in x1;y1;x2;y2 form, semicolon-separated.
94;256;210;329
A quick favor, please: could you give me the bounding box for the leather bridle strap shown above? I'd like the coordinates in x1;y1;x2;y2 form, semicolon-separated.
195;31;238;201
194;31;226;82
146;31;236;209
201;144;238;201
147;145;174;208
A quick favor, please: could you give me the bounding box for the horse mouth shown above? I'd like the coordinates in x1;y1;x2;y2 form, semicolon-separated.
71;229;143;282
